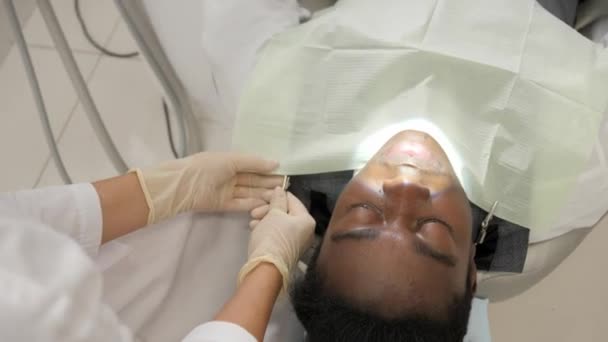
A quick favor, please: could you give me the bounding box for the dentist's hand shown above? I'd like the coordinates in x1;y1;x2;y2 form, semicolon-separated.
238;187;315;293
132;152;283;225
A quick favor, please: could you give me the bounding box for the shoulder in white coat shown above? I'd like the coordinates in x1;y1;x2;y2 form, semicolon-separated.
0;216;131;342
0;183;102;256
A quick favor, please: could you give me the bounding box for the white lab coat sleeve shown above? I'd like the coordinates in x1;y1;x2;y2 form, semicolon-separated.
183;321;257;342
0;183;102;257
0;217;132;342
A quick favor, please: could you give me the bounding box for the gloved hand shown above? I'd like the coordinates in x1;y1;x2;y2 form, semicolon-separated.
238;187;315;293
132;152;283;225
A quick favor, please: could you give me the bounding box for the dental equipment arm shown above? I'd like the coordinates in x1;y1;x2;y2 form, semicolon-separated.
97;152;282;244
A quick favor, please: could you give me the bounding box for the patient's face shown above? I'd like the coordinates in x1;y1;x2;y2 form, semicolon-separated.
317;130;474;319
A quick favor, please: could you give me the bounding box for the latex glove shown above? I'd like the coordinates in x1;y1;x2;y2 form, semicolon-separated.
132;152;283;225
238;187;315;293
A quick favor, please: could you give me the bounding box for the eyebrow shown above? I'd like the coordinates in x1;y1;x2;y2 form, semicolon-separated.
412;239;457;267
331;229;457;267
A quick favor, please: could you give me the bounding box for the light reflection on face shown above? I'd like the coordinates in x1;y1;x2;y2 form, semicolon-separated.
317;130;475;319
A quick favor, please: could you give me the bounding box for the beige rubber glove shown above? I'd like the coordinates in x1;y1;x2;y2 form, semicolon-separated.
132;152;283;225
238;187;315;293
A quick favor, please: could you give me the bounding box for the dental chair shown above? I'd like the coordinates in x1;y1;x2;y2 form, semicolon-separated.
577;0;608;43
476;0;608;301
114;0;606;304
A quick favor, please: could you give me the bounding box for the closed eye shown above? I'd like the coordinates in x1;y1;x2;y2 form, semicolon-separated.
348;202;384;217
417;217;454;237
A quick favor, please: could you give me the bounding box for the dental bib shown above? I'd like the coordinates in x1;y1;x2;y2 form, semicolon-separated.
233;0;608;241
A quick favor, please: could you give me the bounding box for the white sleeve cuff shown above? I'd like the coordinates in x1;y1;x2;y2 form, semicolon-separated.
68;183;103;258
183;321;257;342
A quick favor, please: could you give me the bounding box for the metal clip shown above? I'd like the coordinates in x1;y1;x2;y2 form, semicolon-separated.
282;176;291;191
477;201;499;245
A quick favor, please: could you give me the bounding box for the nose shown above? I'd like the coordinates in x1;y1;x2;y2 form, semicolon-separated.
382;177;431;224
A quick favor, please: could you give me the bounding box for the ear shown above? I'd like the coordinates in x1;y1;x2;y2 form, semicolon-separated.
469;244;477;293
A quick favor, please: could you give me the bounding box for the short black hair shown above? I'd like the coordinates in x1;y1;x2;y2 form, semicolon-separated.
291;244;474;342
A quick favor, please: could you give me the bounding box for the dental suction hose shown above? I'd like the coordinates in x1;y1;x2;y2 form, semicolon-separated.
3;0;74;183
